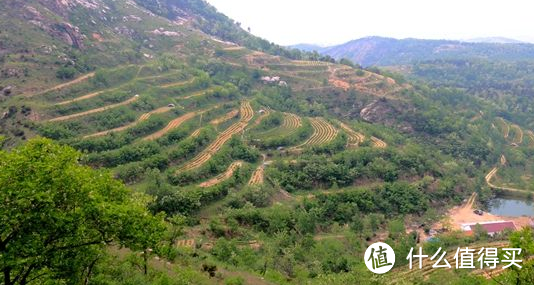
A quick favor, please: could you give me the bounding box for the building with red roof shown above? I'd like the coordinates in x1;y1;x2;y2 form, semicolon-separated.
461;221;516;236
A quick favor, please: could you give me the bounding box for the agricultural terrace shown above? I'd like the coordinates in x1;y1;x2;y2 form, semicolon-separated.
297;117;338;147
248;164;264;185
338;121;365;147
199;161;243;188
178;101;254;171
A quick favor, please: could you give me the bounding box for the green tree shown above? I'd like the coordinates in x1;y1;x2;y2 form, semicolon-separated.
0;138;164;285
55;66;77;80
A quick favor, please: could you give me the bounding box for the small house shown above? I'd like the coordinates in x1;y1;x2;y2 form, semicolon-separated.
461;221;516;236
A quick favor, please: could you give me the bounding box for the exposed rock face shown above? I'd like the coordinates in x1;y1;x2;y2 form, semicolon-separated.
360;99;393;122
23;3;87;49
51;22;85;48
2;86;13;96
360;98;414;133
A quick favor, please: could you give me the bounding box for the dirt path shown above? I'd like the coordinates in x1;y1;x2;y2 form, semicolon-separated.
55;88;117;106
142;108;212;141
209;109;239;125
511;124;523;144
55;75;193;105
249;155;267;186
485;165;532;194
48;95;139;122
28;72;95;97
84;106;174;138
199;161;243;187
248;165;265;185
80;87;211;138
160;79;195;88
223;46;245;51
498;118;510;139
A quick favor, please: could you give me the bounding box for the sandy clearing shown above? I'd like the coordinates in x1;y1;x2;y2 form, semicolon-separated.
437;192;532;232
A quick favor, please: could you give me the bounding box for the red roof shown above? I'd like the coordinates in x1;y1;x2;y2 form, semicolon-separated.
465;221;516;234
480;221;516;233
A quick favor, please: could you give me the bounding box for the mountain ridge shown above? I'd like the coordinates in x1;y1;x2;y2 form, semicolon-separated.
294;36;534;66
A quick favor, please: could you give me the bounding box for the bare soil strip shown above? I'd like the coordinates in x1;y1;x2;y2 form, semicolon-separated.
55;77;193;106
250;108;271;127
338;121;365;147
175;239;196;248
28;72;95;97
223;46;245;51
48;95;139;122
371;136;387;148
511;124;523;144
178;101;253;172
499;118;510;138
142;108;213;141
248;164;264;185
282;113;302;128
301;117;338;146
485;165;531;194
84;106;173;138
189;129;201;138
55;88;117;106
199;161;243;187
209;110;239;125
160;78;195;88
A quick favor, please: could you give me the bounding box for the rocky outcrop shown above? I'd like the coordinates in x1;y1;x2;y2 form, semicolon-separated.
360;98;414;133
50;22;85;48
2;86;13;96
23;3;88;49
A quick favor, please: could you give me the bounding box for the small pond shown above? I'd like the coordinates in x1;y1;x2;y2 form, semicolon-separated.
487;196;534;217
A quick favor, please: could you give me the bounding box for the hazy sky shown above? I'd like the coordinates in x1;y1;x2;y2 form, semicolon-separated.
205;0;534;46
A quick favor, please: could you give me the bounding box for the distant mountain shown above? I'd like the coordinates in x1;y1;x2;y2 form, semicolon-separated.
319;36;534;66
464;37;524;44
289;43;324;52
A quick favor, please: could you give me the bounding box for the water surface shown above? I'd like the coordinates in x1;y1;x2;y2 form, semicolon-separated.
487;197;534;217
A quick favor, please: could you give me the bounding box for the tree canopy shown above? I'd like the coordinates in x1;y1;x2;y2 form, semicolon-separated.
0;138;164;285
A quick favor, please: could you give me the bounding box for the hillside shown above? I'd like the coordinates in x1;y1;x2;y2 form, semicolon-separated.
315;36;534;66
1;0;534;284
465;37;525;44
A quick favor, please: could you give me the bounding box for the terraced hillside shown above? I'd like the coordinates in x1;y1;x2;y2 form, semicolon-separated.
199;161;243;188
3;0;533;284
298;117;339;147
178;101;254;172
